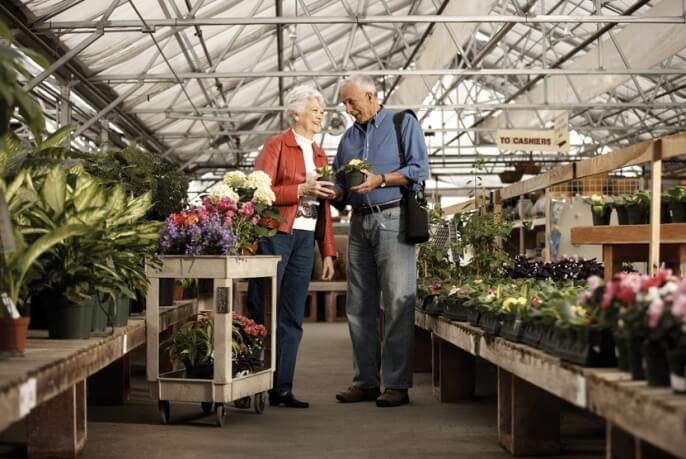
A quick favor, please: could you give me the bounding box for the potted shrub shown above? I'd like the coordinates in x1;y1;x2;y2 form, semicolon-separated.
168;314;215;379
0;298;30;355
624;191;650;224
336;159;371;188
664;186;686;223
583;194;613;226
315;165;335;183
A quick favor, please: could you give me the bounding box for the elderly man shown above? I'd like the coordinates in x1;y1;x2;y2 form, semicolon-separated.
332;75;429;407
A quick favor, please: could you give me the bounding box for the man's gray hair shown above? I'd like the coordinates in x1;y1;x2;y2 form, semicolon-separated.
343;74;377;94
285;84;325;127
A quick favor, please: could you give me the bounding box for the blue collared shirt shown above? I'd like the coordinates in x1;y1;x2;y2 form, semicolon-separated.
333;107;429;209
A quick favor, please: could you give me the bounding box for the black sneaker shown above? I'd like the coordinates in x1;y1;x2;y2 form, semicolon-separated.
375;389;409;407
335;386;381;403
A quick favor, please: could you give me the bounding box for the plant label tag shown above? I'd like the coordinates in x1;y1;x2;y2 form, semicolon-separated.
19;378;36;417
469;335;477;355
1;292;20;319
671;373;686;392
575;375;587;408
122;335;128;355
216;287;229;314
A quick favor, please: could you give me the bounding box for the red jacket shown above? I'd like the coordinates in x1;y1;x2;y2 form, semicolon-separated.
254;129;336;259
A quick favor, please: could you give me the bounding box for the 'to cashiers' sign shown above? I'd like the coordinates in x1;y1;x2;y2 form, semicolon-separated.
496;112;569;153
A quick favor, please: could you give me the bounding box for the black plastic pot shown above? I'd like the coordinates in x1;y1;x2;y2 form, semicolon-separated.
465;304;481;326
159;278;175;306
500;315;524;342
478;310;502;336
591;207;612;226
442;297;472;322
184;359;214;379
669;202;686;223
642;340;670;387
424;295;443;317
661;203;672;224
616;206;629;225
627;336;645;380
520;320;551;348
626;206;648;225
48;297;95;339
667;348;686;393
345;170;365;188
614;334;630;372
551;326;617;367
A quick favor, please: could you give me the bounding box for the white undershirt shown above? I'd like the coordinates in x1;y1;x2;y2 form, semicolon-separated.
292;129;318;232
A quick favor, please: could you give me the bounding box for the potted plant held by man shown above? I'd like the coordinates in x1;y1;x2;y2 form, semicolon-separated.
336;159;371;188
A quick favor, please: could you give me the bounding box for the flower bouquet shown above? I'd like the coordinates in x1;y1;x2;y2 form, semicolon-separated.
336;159;371;188
159;170;281;256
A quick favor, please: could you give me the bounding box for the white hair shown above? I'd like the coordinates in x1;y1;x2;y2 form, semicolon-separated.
342;74;377;94
285;85;325;127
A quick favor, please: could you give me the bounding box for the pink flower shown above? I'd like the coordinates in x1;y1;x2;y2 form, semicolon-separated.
251;216;259;225
620;272;642;293
647;298;665;328
601;281;619;310
531;296;543;307
579;291;592;303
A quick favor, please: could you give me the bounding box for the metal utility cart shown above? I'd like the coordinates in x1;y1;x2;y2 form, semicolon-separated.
146;255;280;426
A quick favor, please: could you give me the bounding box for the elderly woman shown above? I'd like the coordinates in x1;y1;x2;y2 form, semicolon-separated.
247;84;337;408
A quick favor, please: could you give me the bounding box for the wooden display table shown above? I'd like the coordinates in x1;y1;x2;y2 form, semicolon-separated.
571;223;686;279
0;301;197;458
415;310;686;458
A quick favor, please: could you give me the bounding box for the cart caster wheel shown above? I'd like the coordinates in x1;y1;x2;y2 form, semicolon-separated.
215;403;226;427
254;392;266;414
201;402;213;415
234;396;251;409
158;400;170;425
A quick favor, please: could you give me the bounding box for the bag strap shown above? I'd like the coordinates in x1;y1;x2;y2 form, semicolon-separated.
392;110;425;197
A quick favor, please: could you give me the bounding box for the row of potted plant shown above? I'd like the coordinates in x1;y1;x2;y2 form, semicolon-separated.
418;268;686;393
585;186;686;225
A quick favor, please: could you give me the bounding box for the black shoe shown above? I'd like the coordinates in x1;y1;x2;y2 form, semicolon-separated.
268;390;309;408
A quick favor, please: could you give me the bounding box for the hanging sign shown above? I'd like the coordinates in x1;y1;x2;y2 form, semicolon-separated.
553;111;569;151
496;129;568;153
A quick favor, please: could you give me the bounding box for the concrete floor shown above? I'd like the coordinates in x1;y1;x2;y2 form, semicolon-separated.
2;322;604;458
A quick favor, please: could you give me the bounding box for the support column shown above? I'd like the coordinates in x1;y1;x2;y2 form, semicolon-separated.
497;368;561;456
27;381;87;459
431;334;475;402
87;354;131;405
606;422;676;459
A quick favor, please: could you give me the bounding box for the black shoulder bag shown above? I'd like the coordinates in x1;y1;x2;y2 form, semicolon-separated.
393;110;430;244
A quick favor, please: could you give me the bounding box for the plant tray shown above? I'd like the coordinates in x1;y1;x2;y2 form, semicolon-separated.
478;311;502;336
520;321;552;348
441;297;471;322
424;295;443;317
466;307;481;326
500;315;524;342
550;326;617;367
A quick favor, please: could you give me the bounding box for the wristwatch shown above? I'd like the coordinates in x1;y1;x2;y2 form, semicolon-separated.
380;174;387;188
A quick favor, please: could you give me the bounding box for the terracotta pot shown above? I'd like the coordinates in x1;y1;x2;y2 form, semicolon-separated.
0;316;31;354
173;284;184;301
239;243;258;256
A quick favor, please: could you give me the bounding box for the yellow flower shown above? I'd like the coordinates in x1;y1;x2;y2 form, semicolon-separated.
570;305;587;317
473;279;483;284
591;194;604;205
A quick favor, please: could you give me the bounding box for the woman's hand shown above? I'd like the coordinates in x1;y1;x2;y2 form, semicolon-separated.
321;256;335;281
298;179;336;199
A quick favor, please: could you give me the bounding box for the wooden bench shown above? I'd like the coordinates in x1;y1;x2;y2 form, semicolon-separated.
415;310;686;459
0;301;197;459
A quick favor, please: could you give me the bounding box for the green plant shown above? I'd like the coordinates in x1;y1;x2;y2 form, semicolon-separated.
665;186;686;203
168;315;214;368
84;145;189;221
335;159;371;174
6;166;160;306
624;191;650;209
583;194;613;215
315;165;334;177
0;20;46;142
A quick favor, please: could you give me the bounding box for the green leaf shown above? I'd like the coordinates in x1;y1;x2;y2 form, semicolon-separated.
0;21;12;41
37;126;72;151
41;167;66;214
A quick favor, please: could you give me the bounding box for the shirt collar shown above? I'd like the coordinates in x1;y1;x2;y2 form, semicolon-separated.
355;106;388;130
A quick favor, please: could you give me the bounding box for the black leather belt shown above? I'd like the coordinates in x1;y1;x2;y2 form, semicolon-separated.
354;200;402;215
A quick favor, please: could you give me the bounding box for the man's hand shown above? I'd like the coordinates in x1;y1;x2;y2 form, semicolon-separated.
299;179;336;199
321;256;335;280
350;170;383;195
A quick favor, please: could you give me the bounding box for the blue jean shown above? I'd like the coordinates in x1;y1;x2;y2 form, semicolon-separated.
346;206;416;389
247;230;315;394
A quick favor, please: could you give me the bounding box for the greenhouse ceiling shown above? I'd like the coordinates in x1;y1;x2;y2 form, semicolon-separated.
2;0;686;197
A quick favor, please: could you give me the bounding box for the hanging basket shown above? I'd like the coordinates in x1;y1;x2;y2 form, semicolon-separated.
498;169;523;184
514;160;541;175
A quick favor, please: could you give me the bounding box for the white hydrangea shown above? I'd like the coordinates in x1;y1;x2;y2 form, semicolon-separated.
253;187;276;206
210;183;239;202
223;171;247;187
247;170;272;190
